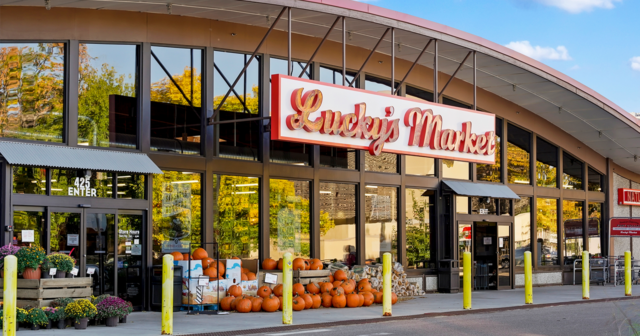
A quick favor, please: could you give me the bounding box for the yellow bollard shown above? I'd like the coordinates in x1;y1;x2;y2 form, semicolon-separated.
582;251;589;300
524;251;532;304
625;251;632;296
282;252;293;325
3;255;17;336
161;254;174;335
463;252;471;309
382;253;392;316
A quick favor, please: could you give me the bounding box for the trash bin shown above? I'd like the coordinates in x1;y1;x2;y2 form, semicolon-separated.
438;259;460;293
150;265;182;312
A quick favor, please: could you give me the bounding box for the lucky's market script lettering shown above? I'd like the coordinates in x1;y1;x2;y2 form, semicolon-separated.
68;177;97;197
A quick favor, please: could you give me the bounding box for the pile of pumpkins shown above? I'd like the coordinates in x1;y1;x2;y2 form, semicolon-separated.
219;269;398;313
261;257;324;271
169;248;257;281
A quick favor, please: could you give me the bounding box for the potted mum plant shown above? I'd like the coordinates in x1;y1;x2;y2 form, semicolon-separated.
47;253;75;278
96;297;130;327
16;246;46;279
43;306;66;329
52;297;76;326
120;301;133;323
16;307;28;331
0;244;20;277
26;308;49;330
64;299;97;330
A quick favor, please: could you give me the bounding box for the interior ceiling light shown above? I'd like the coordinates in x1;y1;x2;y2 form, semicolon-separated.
45;0;50;10
166;3;172;14
266;15;270;24
348;32;352;41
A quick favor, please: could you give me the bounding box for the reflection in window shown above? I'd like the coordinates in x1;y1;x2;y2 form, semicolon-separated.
443;160;469;180
536;198;558;266
152;171;202;265
563;153;583;190
536;138;557;188
456;196;469;214
406;189;435;269
563;200;584;263
319;183;356;266
320;146;357;169
406;156;435;176
50;212;81;261
508;124;531;184
150;47;202;155
458;223;471;274
269;179;310;259
443;97;471;109
499;199;511;216
514;198;531;267
12;210;44;248
477;119;502;182
319;66;355;87
471;197;497;215
13;166;47;195
117;174;146;199
588;167;603;192
365;75;397;94
214;51;260;161
213;175;259;259
51;169;112;197
365;186;397;263
588;203;602;256
79;44;137;148
405;85;434;102
365;152;398;173
0;43;65;142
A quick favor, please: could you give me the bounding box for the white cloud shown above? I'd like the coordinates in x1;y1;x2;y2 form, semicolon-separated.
631;57;640;71
505;41;572;61
533;0;622;13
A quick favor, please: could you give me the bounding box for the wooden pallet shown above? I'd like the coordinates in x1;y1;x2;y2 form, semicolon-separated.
0;278;92;308
260;270;331;286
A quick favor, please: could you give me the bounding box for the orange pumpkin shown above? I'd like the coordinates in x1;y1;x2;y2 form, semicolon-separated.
241;267;249;274
170;251;183;261
201;257;215;269
192;248;208;260
334;270;347;281
309;259;323;270
228;284;242;297
320;282;333;294
241;273;248;281
262;295;279;312
332;292;346;308
257;286;272;298
358;282;372;292
262;258;277;270
358;278;370;286
182;253;191;260
277;258;284;270
230;297;242;311
246;272;257;280
346;293;360;308
332;280;344;288
292;258;306;271
392;292;398;305
373;291;383;304
306;282;320;294
273;284;284;297
278;296;284;311
341;281;355;294
203;267;219;279
329;274;334;283
220;295;235;311
303;259;310;270
251;297;263;312
236;298;252;313
358;293;365;307
362;292;374;306
330;287;345;297
292;283;305;296
292;297;306;311
321;293;332;307
300;293;313;309
311;294;322;309
217;261;226;276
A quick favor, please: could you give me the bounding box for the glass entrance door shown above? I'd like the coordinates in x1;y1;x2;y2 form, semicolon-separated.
49;208;82;264
497;224;512;289
117;212;145;310
85;210;116;296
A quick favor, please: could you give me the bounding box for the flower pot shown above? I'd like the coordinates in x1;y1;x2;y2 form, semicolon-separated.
66;318;74;327
105;316;119;327
22;266;41;279
56;319;66;329
74;318;89;330
46;320;52;329
31;323;40;330
119;315;127;323
55;270;67;278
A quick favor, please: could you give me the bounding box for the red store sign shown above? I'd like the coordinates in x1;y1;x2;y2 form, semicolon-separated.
618;188;640;206
610;218;640;237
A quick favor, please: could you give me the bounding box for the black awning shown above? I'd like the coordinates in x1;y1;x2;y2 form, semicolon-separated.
443;180;520;199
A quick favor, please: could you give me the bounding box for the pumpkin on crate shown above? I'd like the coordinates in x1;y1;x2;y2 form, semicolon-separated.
241;273;248;281
306;282;320;294
334;270;347;281
241;267;250;274
257;286;272;298
332;280;344;288
201;257;215;269
246;272;257;280
262;295;279;312
192;248;208;260
277;258;284;270
250;297;263;312
273;284;284;296
329;274;334;283
292;283;305;296
182;253;191;260
292;258;306;271
203;267;219;280
299;293;313;309
303;259;310;270
236;298;252;313
262;258;277;270
321;293;332;307
292;297;305;311
170;252;183;261
216;261;226;276
332;292;346;308
228;285;242;297
220;295;235;311
309;259;323;270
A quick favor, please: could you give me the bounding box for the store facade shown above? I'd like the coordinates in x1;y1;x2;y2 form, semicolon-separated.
0;0;638;308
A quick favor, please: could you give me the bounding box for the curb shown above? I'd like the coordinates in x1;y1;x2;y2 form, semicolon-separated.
183;296;640;336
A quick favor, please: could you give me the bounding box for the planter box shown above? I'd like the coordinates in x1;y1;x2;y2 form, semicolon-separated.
0;278;92;308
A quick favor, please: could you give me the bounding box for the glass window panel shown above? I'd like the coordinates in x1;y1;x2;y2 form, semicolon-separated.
588;203;602;256
442;97;471;109
150;46;202;155
214;51;260;161
12;210;44;248
588;167;602;192
471;197;498;215
514;198;531;267
117;214;144;307
51;169;113;197
269;179;310;259
536;198;558;266
406;155;435;176
456;196;469;214
12;166;47;194
458;223;471;274
563;200;584;263
405;85;434;102
406;189;435;269
50;212;81;261
563;153;583;190
499;199;511;216
270;58;311;79
319;66;355;87
364;75;397;94
477;119;502;182
536;138;557;188
213;175;259;259
0;43;65;142
365;186;397;263
86;212;115;296
117;174;146;199
320;146;357;169
443;160;469;180
78;44;137;149
508;124;531;184
319;183;357;267
365;152;398;173
152;171;202;265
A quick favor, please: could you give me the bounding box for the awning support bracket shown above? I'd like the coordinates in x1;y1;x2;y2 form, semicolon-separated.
395;39;433;95
439;51;472;98
348;27;391;87
298;16;342;78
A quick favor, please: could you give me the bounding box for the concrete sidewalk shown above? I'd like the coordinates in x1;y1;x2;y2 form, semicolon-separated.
17;285;640;336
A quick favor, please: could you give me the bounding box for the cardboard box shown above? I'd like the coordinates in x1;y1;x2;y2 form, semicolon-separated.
225;259;242;286
182;278;227;305
241;280;258;296
174;260;203;279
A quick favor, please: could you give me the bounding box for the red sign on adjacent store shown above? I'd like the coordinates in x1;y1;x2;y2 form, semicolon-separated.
618;188;640;206
610;218;640;237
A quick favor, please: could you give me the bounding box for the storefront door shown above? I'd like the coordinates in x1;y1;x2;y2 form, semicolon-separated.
497;224;512;289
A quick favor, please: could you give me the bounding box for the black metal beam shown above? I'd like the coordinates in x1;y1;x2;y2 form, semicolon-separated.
209;116;271;125
395;39;432;95
348;28;390;87
298;16;341;78
213;63;251;113
439;51;472;98
150;49;201;119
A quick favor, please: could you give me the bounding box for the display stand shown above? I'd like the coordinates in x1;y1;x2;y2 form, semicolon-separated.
185;242;228;315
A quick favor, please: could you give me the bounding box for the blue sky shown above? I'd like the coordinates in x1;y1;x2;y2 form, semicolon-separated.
356;0;640;114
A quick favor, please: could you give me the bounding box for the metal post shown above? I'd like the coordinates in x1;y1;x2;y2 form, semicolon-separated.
3;255;17;336
283;252;293;324
433;39;438;103
473;51;477;110
298;16;341;78
382;252;392;316
349;28;390;87
625;251;632;296
342;17;346;86
161;254;174;335
287;7;292;76
524;251;532;304
463;251;471;309
390;28;395;94
440;51;471;98
582;251;589;299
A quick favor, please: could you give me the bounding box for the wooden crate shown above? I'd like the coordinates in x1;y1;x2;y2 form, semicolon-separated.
259;270;331;287
0;278;92;308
